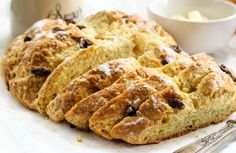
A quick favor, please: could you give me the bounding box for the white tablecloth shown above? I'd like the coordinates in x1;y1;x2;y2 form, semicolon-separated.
1;0;236;153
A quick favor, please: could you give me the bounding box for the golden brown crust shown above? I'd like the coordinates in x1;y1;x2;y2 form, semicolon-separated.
32;10;177;114
46;58;140;122
3;19;94;108
32;37;136;114
111;113;233;144
4;11;177;110
89;72;177;139
65;68;160;130
109;59;236;144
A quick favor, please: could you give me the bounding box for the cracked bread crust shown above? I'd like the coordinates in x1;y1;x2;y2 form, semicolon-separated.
108;57;236;144
138;46;188;68
84;11;176;55
89;71;178;139
65;68;160;130
88;52;236;144
110;78;236;144
3;19;94;108
32;37;136;114
46;58;140;122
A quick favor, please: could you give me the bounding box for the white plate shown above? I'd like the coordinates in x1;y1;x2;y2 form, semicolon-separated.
1;0;236;153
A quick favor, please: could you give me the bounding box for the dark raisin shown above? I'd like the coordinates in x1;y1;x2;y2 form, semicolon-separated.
121;15;129;23
170;45;182;53
77;38;93;48
31;67;51;76
122;15;129;18
161;58;169;65
52;27;64;33
219;64;236;81
125;106;136;116
24;36;32;42
64;17;76;24
76;25;86;30
167;98;185;109
6;83;9;91
69;124;76;129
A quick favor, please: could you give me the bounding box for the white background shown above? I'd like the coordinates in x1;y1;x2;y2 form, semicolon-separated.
1;0;236;152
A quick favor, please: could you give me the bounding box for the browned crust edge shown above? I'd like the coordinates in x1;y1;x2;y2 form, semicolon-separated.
111;111;234;145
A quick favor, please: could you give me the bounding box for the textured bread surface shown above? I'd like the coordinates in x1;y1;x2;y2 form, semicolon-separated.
2;11;236;145
31;11;176;114
89;71;178;139
65;68;160;130
32;37;136;114
46;58;140;122
98;53;236;144
2;19;94;108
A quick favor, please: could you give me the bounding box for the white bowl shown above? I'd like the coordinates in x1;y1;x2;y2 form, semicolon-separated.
148;0;236;54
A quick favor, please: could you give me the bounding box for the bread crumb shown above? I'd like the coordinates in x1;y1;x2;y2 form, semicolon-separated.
77;137;83;143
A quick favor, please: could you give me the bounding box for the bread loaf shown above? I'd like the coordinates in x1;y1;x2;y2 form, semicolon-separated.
3;11;236;145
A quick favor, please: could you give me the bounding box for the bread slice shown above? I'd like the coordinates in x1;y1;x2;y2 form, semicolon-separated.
46;58;140;122
32;37;136;114
89;71;178;139
110;69;236;144
65;68;159;130
110;87;194;144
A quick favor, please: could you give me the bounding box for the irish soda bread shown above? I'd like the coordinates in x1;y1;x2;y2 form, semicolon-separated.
2;11;236;145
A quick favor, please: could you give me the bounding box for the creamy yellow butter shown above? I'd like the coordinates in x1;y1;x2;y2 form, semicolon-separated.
172;10;208;21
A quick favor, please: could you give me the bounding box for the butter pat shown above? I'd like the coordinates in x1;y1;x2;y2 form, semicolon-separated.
172;10;209;22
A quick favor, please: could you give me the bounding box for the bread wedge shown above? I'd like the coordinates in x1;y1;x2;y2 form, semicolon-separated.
46;58;140;122
110;87;194;144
